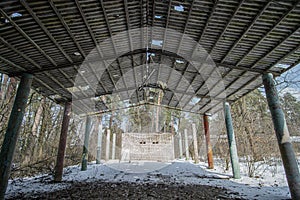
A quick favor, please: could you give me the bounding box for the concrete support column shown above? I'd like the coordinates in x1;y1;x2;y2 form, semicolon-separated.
0;73;33;200
203;114;214;169
192;124;199;164
112;133;116;160
184;129;189;160
105;129;111;161
224;102;241;179
96;124;103;164
54;101;72;182
263;73;300;200
81;116;92;171
178;132;183;158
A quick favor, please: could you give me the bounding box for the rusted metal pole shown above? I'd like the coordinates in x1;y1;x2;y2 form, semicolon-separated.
81;116;92;171
54;101;72;182
224;102;241;179
0;73;33;200
203;114;214;169
263;73;300;200
192;124;199;163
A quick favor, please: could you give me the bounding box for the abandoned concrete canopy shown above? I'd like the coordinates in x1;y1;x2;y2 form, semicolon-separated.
0;0;300;199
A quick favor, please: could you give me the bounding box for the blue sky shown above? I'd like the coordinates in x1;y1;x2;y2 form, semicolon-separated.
276;63;300;99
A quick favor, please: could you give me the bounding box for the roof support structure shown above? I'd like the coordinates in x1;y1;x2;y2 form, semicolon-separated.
99;0;129;97
197;21;299;110
203;114;214;169
234;2;298;67
73;0;109;94
167;0;195;106
219;1;272;63
0;0;298;114
0;73;33;200
192;123;200;164
81;116;92;171
124;0;140;102
262;73;300;200
9;48;280;77
225;26;300;101
0;37;74;100
208;0;246;54
54;101;72;182
0;5;82;100
48;0;98;96
224;102;241;179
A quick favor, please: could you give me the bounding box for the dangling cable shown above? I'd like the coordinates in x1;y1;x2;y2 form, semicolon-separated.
146;0;149;76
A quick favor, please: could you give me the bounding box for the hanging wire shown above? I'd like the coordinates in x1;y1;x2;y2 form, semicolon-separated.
146;0;150;76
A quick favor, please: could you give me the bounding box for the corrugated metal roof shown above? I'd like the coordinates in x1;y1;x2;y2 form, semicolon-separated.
0;0;299;114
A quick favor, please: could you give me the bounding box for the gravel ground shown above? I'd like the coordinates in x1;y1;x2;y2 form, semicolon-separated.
8;181;244;200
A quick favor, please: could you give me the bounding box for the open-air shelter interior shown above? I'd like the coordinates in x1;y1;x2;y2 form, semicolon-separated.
0;0;299;199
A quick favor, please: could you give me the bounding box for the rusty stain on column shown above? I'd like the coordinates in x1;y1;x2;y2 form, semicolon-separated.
203;114;214;169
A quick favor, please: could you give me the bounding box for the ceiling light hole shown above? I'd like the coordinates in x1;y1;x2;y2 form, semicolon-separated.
151;39;163;47
176;59;184;64
174;5;184;12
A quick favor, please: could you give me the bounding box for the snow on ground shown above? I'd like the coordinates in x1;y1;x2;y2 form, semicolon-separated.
6;159;291;199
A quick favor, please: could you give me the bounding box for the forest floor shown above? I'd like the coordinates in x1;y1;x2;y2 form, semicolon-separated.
6;159;290;199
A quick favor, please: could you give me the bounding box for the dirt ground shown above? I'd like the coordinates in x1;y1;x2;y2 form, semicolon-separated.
8;181;244;200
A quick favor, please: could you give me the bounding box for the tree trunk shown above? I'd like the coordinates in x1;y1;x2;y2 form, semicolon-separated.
32;97;45;136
